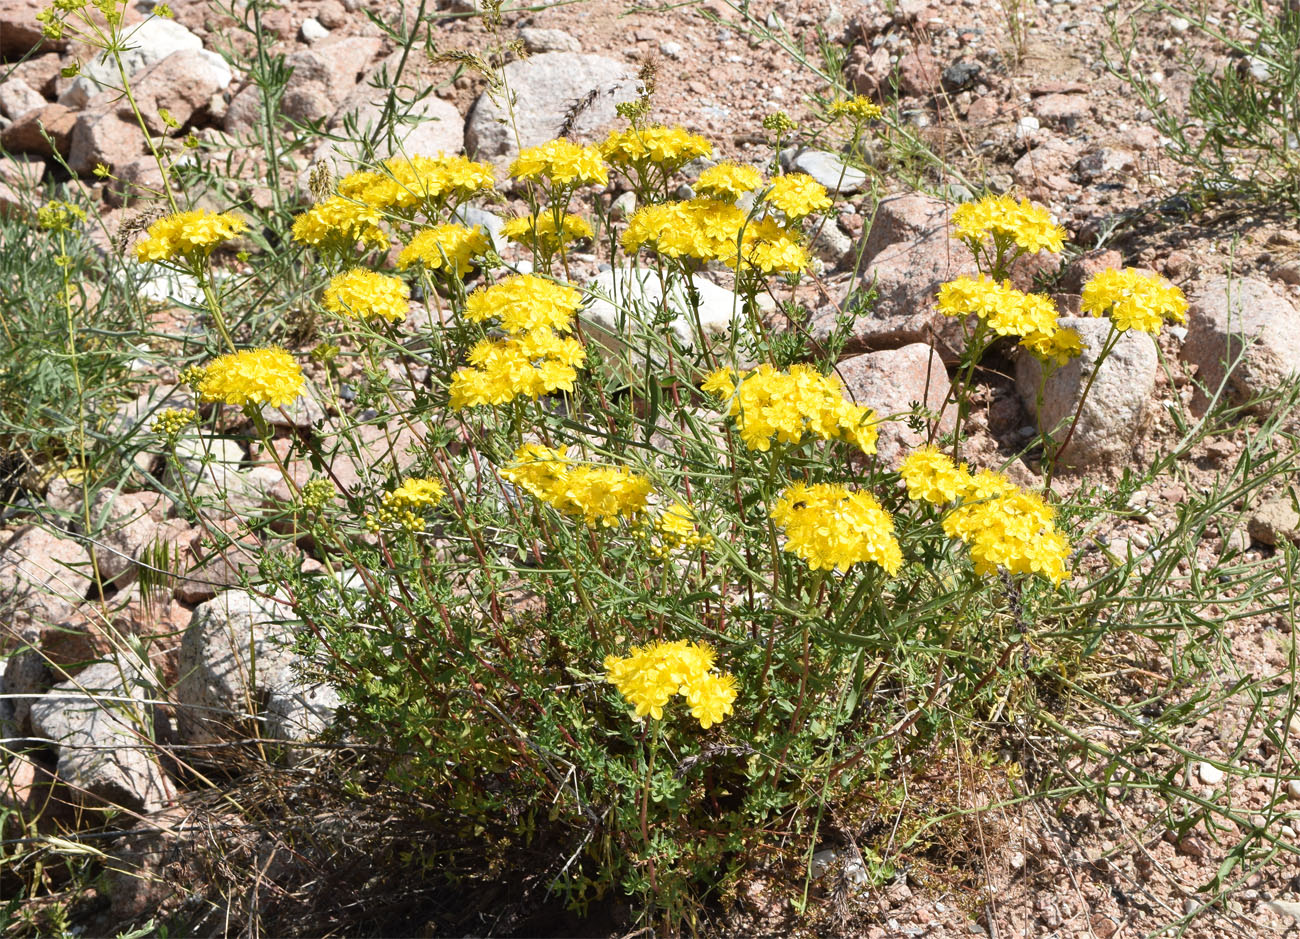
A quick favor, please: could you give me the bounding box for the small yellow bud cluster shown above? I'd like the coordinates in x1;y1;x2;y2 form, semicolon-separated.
37;201;86;234
151;407;197;443
369;478;447;534
299;478;336;513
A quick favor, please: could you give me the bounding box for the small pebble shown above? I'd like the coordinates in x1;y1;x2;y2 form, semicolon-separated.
300;17;329;41
1287;779;1300;801
1197;761;1226;785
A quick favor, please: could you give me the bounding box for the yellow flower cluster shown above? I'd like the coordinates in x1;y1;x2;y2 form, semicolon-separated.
151;407;197;441
396;224;491;275
337;154;495;212
764;173;833;220
134;209;247;265
900;448;1071;583
323;268;410;323
600;125;713;172
937;275;1060;338
450;275;586;408
952;195;1066;255
291;196;387;254
702;364;879;454
828;96;884;121
604;639;737;728
369;477;447;533
1019;327;1084;367
645;502;713;559
771;482;902;574
695;162;765;200
501;212;594;250
462;275;583;334
196;347;304;409
449;329;586;408
1080;268;1188;334
510;139;608;188
623;199;809;273
502;444;653;527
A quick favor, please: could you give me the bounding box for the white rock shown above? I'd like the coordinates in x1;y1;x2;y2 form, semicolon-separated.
0;78;46;120
1287;779;1300;801
659;40;685;59
299;17;330;42
1015;115;1040;137
1196;760;1226;785
786;148;869;195
59;17;203;108
519;27;581;53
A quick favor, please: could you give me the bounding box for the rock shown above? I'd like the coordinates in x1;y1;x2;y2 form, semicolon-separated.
85;490;164;587
582;266;743;378
105;155;167;208
0;102;76;157
325;419;421;495
260;381;326;429
845;44;892;99
3;651;52;736
1015;316;1158;470
1265;900;1300;921
69;109;148;175
835;344;956;467
455;205;506;249
1287;779;1300;801
520;26;581;53
163;433;276;516
124;49;233;135
308;91;464;184
28;657;169;813
897;47;940;97
807;214;854;268
659;39;684;60
1033;93;1091;131
1247;497;1300;547
965;95;1001;126
465;52;639;168
1181;276;1300;414
0;78;46;120
941;61;981;92
1012;136;1076;191
609;190;636;220
60;16;203;109
0;0;69;56
784;148;868;195
104;806;197;921
10;53;62;98
0;153;42;216
316;0;347;27
264;674;341;754
1196;760;1226;785
299;16;329;42
175;590;335;746
0;526;91;629
812;192;975;361
1073;147;1135;184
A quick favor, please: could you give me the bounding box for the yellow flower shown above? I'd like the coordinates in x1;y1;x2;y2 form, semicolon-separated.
510;138;608;187
951;195;1065;255
940;469;1070;583
936;275;1059;338
600;125;713;171
1019;327;1084;366
604;639;736;727
731;216;810;274
397;224;491;274
502;445;651;527
371;476;446;533
135;209;247;265
449;328;586;408
771;482;902;574
701;368;736;398
695;162;765;200
501;212;593;250
1080;268;1187;334
323;269;410;323
196;347;304;408
763;173;832;219
646;502;712;558
720;364;879;455
828;96;884;121
900;446;967;505
462;274;583;334
291;196;387;254
338;154;494;211
500;444;571;500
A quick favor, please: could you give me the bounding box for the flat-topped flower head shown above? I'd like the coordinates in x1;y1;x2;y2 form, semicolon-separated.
397;224;491;275
323;269;410;323
771;482;902;574
900;446;968;505
952;194;1065;255
600;125;713;172
940;469;1071;584
501;212;593;251
715;364;879;454
449;328;586;408
291;196;388;254
502;445;652;527
695;162;764;201
828;96;884;121
510;139;608;188
1080;268;1188;334
135;209;247;265
730;216;811;274
338;154;494;211
763;173;833;220
197;347;304;409
647;502;713;558
937;275;1059;338
462;275;583;334
604;639;736;728
1019;327;1084;366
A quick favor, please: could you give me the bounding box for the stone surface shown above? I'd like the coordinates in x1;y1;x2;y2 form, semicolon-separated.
519;26;581;53
172;522;263;605
0;153;43;215
69;109;148;175
163;433;278;515
0;78;46;120
1015;316;1158;470
2;650;52;736
103;385;196;474
60;17;203;109
835;344;956;467
105;155;167;208
0;526;91;630
807;214;854;269
785;148;868;195
465;52;639;167
1181;276;1300;414
0;0;69;57
1033;92;1091;130
845;44;892;99
582;266;742;377
125;49;233;135
1;102;76;157
175;590;335;746
1248;497;1300;547
29;657;169;813
300;16;329;42
1012;136;1076;191
307;92;464;185
85;490;164;586
897;47;940;97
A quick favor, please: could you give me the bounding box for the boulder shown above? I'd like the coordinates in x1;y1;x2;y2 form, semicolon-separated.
59;16;203;109
835;344;956;467
0;78;46;121
465;52;639;168
0;102;76;157
519;27;581;53
1015;316;1158;470
84;490;164;587
28;657;170;813
124;49;233;135
0;526;91;629
783;148;868;195
68;109;148;175
1181;276;1300;414
0;0;69;57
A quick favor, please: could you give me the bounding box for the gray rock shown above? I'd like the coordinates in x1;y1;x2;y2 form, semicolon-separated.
1247;497;1300;547
582;266;743;379
306;91;464;189
68;109;147;175
519;27;581;53
454;205;505;249
0;78;46;120
84;490;164;587
1016;316;1158;470
941;61;981;91
123;49;233;136
659;40;684;60
163;433;279;515
1033;92;1090;131
465;52;639;168
1181;276;1300;414
835;344;956;467
175;591;335;747
299;17;330;42
28;657;169;813
609;190;636;220
807;214;855;268
0;526;91;630
260;381;326;429
60;17;203;109
2;650;51;736
103;385;195;474
785;148;868;195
